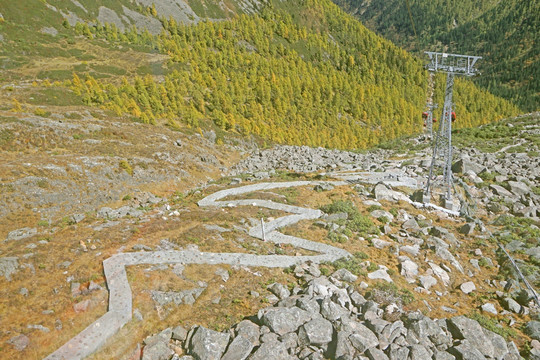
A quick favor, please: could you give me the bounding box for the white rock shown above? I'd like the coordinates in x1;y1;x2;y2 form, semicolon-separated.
460;281;476;294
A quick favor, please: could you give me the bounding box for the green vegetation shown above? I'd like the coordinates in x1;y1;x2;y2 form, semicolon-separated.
334;0;539;111
468;311;517;340
320;199;379;237
119;159;134;176
327;251;369;276
65;0;518;149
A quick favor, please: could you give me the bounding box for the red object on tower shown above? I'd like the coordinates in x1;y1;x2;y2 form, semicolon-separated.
422;112;428;119
433;118;437;123
451;112;456;121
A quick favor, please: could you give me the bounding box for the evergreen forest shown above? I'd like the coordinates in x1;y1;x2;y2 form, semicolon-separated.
333;0;539;111
66;0;519;149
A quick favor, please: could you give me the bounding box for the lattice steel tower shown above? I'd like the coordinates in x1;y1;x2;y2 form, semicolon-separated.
423;52;481;210
423;102;437;139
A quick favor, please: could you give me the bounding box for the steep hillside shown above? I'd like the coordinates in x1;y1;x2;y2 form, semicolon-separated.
0;0;519;151
333;0;539;111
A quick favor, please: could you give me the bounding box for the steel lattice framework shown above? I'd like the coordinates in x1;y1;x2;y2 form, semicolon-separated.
424;102;437;139
424;52;481;209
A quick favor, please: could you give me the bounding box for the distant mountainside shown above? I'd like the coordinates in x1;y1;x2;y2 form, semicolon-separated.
332;0;539;111
0;0;519;150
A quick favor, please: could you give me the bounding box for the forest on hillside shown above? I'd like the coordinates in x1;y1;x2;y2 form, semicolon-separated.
333;0;539;111
67;0;519;150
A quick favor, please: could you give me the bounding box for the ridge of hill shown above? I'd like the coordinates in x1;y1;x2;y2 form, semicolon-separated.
0;0;519;150
332;0;539;111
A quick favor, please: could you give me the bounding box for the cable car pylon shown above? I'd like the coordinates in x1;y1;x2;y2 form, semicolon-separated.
421;52;481;211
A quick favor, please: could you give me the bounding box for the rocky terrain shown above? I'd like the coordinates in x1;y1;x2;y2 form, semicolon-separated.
1;113;540;359
139;264;524;360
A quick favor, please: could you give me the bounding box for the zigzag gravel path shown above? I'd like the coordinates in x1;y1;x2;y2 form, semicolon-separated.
45;181;351;359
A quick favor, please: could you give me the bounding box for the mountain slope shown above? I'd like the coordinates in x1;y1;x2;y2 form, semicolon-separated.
333;0;539;111
0;0;519;150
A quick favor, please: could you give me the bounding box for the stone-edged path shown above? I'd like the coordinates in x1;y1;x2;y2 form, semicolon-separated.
44;181;351;359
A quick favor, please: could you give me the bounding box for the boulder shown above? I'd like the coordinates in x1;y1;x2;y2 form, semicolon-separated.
332;268;358;283
373;183;409;203
490;185;514;198
8;334;29;351
267;283;290;300
507;181;531;196
368;266;393;283
142;341;174;360
259;306;311;335
480;303;498;315
447;316;494;358
448;339;487;360
221;336;255;360
249;340;291;360
459;281;476;295
502;297;522;314
298;317;334;346
0;257;19;281
525;321;540;341
348;324;379;353
6;227;37;241
189;326;230;360
399;256;419;283
458;223;475;235
452;158;484;174
172;326;188;341
365;346;389;360
401;218;421;232
419;275;437;290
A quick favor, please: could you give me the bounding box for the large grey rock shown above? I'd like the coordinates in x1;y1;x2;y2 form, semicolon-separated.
348;324;379;353
320;297;348;321
222;320;259;360
172;326;188;341
483;328;508;359
458;223;475;235
448;339;487;360
142;340;174;360
8;334;29;351
268;283;290;299
373;183;409;203
6;227;37;241
335;331;355;359
481;303;498;315
419;275;437;290
332;268;358;283
221;336;254;360
502;297;521;314
452;158;484;174
525;321;540;341
189;326;230;360
298;317;333;346
144;328;172;346
401;218;421;232
296;296;321;314
408;344;433;360
387;344;409;360
368;267;393;283
507;181;531;196
259;306;311;335
365;347;389;360
249;340;291;360
447;316;494;358
235;320;259;344
459;281;476;295
490;184;514;198
0;257;19;281
398;256;418;283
